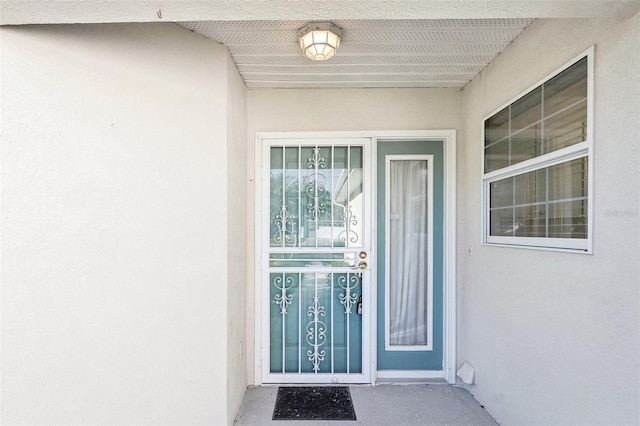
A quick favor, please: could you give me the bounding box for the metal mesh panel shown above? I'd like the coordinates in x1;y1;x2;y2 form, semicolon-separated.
177;18;534;89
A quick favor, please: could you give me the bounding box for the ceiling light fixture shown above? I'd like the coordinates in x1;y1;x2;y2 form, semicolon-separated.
298;22;343;61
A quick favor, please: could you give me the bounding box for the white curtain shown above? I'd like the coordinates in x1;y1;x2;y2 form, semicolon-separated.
389;160;428;346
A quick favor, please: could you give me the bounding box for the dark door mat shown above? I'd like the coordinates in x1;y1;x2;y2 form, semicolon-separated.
272;386;357;421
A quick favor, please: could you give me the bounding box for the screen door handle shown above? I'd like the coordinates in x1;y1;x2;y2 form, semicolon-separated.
352;260;368;270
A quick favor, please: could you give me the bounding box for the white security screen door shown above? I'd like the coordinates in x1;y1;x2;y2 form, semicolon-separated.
260;138;372;384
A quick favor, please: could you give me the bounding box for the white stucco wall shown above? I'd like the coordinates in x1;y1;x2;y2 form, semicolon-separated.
459;15;640;424
225;51;248;425
1;22;246;425
4;13;638;426
246;87;462;382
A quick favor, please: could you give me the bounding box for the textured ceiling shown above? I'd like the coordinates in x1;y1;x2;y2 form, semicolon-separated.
178;19;535;89
5;1;637;90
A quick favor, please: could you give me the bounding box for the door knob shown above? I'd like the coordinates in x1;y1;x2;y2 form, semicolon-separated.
357;261;367;270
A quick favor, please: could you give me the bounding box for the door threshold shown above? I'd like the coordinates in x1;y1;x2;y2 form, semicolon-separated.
376;370;446;385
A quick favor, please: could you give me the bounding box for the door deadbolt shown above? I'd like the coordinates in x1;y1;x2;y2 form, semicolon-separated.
359;251;367;259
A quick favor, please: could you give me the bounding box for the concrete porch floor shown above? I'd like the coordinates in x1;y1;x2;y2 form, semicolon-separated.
234;384;498;425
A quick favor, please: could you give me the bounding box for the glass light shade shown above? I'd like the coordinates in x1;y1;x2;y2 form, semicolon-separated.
298;23;342;61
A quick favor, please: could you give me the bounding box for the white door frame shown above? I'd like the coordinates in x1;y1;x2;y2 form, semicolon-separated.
254;130;456;385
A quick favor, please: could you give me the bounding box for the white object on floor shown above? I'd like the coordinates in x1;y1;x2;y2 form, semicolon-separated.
457;362;476;384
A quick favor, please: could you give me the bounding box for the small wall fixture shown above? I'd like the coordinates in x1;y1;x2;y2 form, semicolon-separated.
298;22;343;61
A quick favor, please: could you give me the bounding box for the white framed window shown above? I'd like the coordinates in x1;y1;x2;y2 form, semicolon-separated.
482;48;593;252
385;155;434;351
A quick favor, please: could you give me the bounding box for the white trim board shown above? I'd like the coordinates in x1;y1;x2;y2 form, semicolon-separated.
253;130;457;385
376;370;446;380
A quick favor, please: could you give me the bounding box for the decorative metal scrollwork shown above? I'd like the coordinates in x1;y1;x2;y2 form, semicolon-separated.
338;204;359;245
273;275;294;315
306;295;327;372
338;274;359;314
305;174;327;219
305;147;327;221
307;147;326;170
273;205;296;246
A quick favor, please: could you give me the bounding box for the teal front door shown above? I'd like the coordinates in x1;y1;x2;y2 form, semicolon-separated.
376;140;444;374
